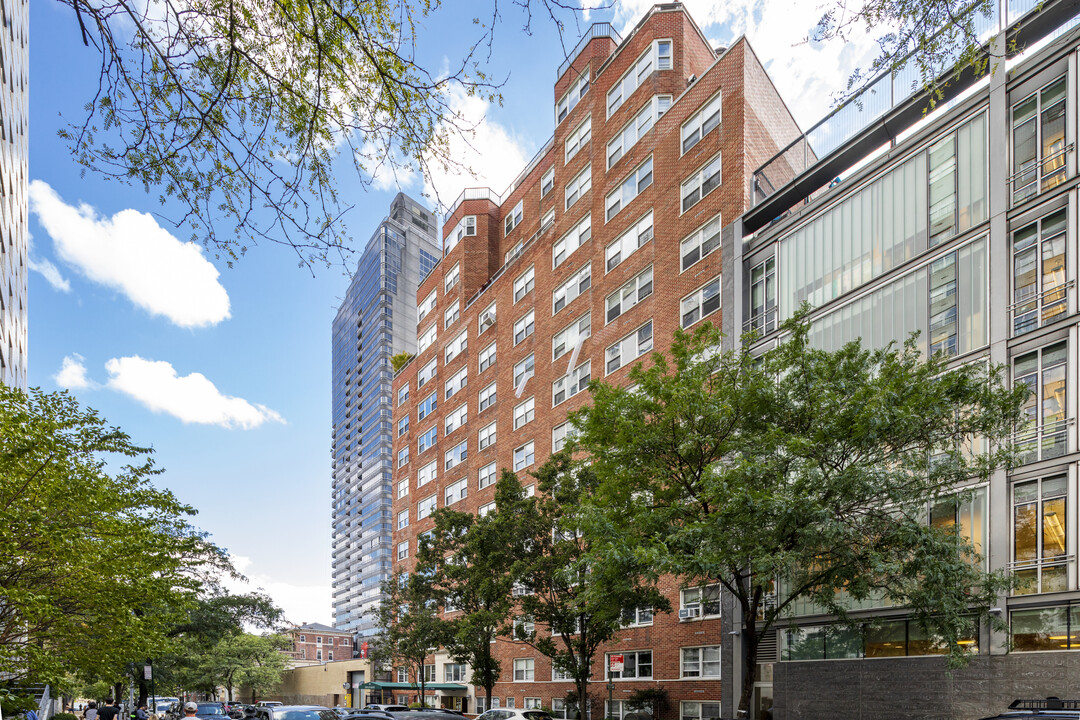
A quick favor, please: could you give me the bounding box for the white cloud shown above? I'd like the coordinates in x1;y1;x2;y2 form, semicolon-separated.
105;356;284;429
225;555;333;628
54;354;95;390
28;180;231;329
28;256;71;293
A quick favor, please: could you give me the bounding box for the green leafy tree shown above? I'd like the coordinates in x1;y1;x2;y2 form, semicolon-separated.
497;464;667;720
0;386;232;686
414;476;520;709
192;633;290;702
376;570;447;708
573;319;1025;716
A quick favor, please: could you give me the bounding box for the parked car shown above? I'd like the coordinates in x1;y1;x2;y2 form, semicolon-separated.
342;712;393;720
252;705;337;720
362;708;406;713
193;704;229;720
475;709;554;720
255;704;283;709
980;698;1080;719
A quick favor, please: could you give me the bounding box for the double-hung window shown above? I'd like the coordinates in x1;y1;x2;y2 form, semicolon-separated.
444;403;467;434
514;441;535;471
514;354;535;390
417;494;436;520
445;478;468;506
680;703;721;720
417;460;436;488
479;343;497;373
553;263;592;314
605;211;653;272
514;266;535;302
445;263;460;293
397;447;409;469
680;215;722;271
397;477;409;499
554;215;592;268
418;324;437;354
606;266;653;323
445;366;467;400
565;165;592;209
1012;209;1067;335
514;397;535;430
552;312;591;361
444;302;460;329
556;67;589;124
445;440;467;471
479;421;496;450
444;663;467;682
1013;474;1068;594
397;541;409;560
418;426;437;453
397;383;409;406
514;310;535;344
397;416;409;437
505;200;524;236
513;658;534;681
541;209;555;234
749;256;777;334
606;321;653;375
417;392;437;421
606;650;652;679
397;509;409;529
417;358;437;388
680;584;720;617
541;167;555;198
621;606;653;627
479;302;496;334
478;461;497;489
606;41;671;118
446;215;476;255
565;117;592;163
606;158;653;221
444;330;467;364
681;92;722;154
418;291;436;324
479;382;497;412
680;646;720;677
681;153;722;213
1014;342;1068;463
1012;76;1067;203
552;421;576;452
607;96;670;168
681;276;721;328
553;361;590;406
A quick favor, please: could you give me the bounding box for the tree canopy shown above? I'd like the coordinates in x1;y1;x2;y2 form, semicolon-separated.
572;319;1026;716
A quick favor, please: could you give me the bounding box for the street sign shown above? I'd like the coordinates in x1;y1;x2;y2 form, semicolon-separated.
608;655;624;673
143;665;153;680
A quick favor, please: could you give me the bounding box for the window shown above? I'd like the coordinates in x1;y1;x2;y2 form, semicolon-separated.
505;700;515;709
524;699;541;710
680;215;722;271
1012;76;1067;203
514;353;535;390
417;358;437;388
514;310;535;345
554;214;592;268
541;167;555;197
397;416;409;437
621;606;653;627
417;460;436;488
553;264;592;315
445;477;468;506
1011;605;1080;650
552;699;588;718
606;321;653;375
446;215;476;255
514;397;535;430
1013;209;1067;335
479;342;497;373
606;158;653;221
316;650;322;661
397;447;409;469
397;477;408;499
445;440;468;471
445;366;467;399
514;616;535;637
397;383;409;406
680;702;721;720
506;240;524;264
749;256;777;335
298;634;306;642
681;646;720;677
681;277;721;328
513;658;534;681
418;425;437;453
445;403;468;434
1014;342;1068;463
606;41;671;118
418;291;436;324
556;67;590;124
565;165;592;209
681;92;722;154
606;266;653;323
553;361;590;406
514;266;535;303
608;95;670;168
565;117;592;162
417;392;437;421
479;382;497;412
418;494;437;520
479;462;497;489
552;422;576;452
541;208;555;234
680;584;720;617
479;422;497;450
606;650;652;679
605;211;653;272
423;664;436;683
397;541;409;561
681;153;722;213
479;501;496;517
316;636;322;645
397;509;409;530
479;302;496;334
553;312;591;361
1014;475;1068;595
444;663;467;682
445;263;460;293
505;200;524;236
513;441;535;471
418;324;437;354
444;302;460;329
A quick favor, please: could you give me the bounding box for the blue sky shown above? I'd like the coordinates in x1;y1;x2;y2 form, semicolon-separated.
27;0;879;625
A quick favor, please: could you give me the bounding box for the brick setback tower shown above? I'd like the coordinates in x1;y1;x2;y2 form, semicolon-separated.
391;4;800;717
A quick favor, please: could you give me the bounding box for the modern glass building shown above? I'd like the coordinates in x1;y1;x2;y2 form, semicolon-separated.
1;0;28;389
332;192;439;637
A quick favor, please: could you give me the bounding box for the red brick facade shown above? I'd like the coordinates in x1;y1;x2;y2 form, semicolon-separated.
288;624;354;664
391;5;800;716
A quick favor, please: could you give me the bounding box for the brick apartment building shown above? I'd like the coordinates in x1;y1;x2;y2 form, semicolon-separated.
287;623;356;665
389;4;800;718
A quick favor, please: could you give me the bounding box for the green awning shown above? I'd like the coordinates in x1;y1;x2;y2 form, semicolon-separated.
359;682;467;691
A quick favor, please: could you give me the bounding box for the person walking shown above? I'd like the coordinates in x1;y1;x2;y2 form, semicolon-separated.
183;702;198;719
85;702;99;720
98;699;121;720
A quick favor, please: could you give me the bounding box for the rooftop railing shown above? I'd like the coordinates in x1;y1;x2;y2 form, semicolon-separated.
557;22;622;79
443;187;502;223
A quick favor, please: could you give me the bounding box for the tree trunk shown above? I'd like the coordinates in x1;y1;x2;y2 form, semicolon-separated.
737;619;759;718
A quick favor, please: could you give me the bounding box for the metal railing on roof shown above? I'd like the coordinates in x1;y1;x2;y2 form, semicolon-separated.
443;188;501;223
557;22;622;79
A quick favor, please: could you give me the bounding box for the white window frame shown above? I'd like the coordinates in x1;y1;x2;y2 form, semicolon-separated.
514;265;535;303
514;397;535;430
397;447;410;469
565;164;592;210
397;477;409;499
397;383;409;406
679;702;721;720
397;415;410;437
552;312;591;362
444;302;460;329
479;421;497;450
541;208;555;234
607;95;670;169
606;41;671;118
417;358;437;388
565;116;592;163
445;440;468;471
444;329;467;364
397;509;409;530
418;425;438;453
605;210;654;272
479;501;496;517
553;214;592;268
606;157;653;222
418;391;437;421
513;658;535;682
397;540;409;560
606;320;653;376
680;645;721;678
514;441;535;471
444;477;468;506
513;353;535;389
553;360;591;407
680;214;723;272
680;584;721;618
445;366;468;399
606;266;653;324
418;324;437;355
417;460;437;488
417;291;436;324
444;403;468;435
478;381;497;412
681;91;722;155
552;421;576;452
445;263;460;293
680;276;721;329
479;461;497;489
479;301;496;334
479;342;497;373
553;264;591;315
541;167;555;198
514;310;536;345
680;152;722;214
605;650;652;680
505;199;524;236
556;67;590;125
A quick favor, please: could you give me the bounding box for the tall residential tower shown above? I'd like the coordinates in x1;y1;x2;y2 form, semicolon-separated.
1;0;28;388
332;193;440;637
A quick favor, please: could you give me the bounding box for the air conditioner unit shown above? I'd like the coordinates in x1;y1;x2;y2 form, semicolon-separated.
679;605;701;620
480;311;495;328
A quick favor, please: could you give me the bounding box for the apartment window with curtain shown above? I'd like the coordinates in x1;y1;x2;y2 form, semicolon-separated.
1014;342;1068;464
1012;76;1067;204
1013;474;1068;595
1012;208;1067;336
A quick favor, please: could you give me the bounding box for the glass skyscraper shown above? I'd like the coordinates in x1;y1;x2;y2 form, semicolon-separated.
1;0;28;389
331;192;439;637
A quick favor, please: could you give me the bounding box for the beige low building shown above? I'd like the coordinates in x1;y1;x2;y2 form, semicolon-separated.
269;658;373;708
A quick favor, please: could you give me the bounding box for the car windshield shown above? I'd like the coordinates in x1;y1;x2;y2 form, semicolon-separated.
197;707;226;715
523;713;553;720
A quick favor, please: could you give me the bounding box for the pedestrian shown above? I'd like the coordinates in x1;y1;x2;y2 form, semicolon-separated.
99;699;121;720
183;702;198;718
85;701;99;720
132;704;149;720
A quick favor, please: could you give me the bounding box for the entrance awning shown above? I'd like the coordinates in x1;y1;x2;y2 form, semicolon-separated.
359;682;468;691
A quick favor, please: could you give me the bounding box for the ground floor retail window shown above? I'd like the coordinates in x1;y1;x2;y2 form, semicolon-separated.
679;702;721;720
1011;605;1080;650
782;618;978;660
